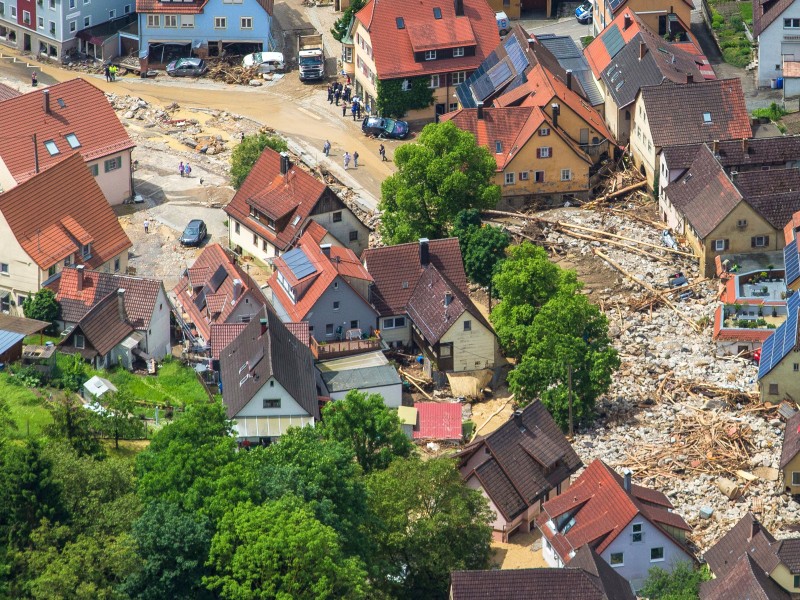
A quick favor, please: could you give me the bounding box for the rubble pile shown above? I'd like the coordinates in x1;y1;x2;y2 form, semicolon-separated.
206;57;261;85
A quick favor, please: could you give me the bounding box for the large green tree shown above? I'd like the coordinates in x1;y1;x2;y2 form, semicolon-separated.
367;457;492;599
640;562;711;600
331;0;365;41
44;395;105;458
230;134;288;189
21;288;59;325
318;390;413;473
97;389;144;450
507;291;619;430
452;209;511;291
491;242;579;360
379;121;500;244
204;497;369;600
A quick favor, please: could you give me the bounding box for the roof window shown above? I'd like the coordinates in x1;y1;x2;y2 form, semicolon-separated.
396;16;405;29
44;140;59;156
57;98;66;109
433;7;442;18
65;133;80;149
495;141;502;153
292;214;301;226
703;112;712;123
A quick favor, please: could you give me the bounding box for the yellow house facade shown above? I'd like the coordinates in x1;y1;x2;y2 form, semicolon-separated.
593;0;693;37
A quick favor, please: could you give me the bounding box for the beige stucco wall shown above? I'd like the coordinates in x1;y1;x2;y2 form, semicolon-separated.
0;156;16;193
309;208;369;257
540;101;611;161
88;150;134;206
441;311;498;372
630;94;658;186
782;454;800;495
378;315;411;347
759;346;800;403
229;218;281;262
352;23;378;106
0;211;42;314
771;562;800;593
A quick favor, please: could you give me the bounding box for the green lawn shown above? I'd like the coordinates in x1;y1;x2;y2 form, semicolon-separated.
739;2;753;24
23;334;61;346
100;359;210;408
0;373;52;439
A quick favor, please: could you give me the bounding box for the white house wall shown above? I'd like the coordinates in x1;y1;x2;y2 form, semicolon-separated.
0;210;48;314
379;316;412;347
758;6;800;87
228;218;281;262
440;311;498;372
309;209;369;256
144;286;171;359
88;150;133;206
232;375;315;438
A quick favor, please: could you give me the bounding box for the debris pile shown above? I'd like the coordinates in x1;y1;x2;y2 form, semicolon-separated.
206;57;261;85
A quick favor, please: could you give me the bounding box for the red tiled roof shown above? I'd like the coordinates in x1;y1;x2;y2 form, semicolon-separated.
267;230;373;323
285;322;310;346
354;0;499;80
700;553;790;600
224;148;337;253
136;0;209;14
0;153;131;271
537;459;692;560
0;83;21;101
60;290;134;357
210;323;247;360
0;79;134;183
303;220;329;245
173;243;265;341
585;11;642;78
784;210;800;244
413;402;462;440
362;238;468;316
705;513;782;578
53;266;165;331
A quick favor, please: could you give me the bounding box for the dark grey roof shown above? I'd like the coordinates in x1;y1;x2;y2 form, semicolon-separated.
700;553;789;600
537;34;604;106
220;307;319;420
320;364;401;393
776;538;800;574
704;513;781;579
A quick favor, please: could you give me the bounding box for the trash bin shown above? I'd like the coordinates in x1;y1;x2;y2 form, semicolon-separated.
771;78;778;89
777;77;784;89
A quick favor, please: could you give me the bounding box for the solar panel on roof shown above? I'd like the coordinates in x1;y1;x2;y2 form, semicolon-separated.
209;265;228;293
282;247;317;280
608;0;626;11
473;75;496;101
759;292;800;378
786;240;800;286
601;25;625;59
193;289;206;312
504;36;529;75
488;60;513;87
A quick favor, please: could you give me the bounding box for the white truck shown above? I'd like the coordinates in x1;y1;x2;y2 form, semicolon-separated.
298;32;325;81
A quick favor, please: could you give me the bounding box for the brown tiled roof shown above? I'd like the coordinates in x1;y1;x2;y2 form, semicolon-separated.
53;266;165;331
451;546;635;600
664;145;742;239
0;83;21;101
210;323;247;360
753;0;794;36
537;459;691;561
664;136;800;175
0;79;134;183
225;148;347;253
700;553;789;600
585;12;643;78
219;307;319;420
735;169;800;229
776;538;800;573
0;314;50;335
640;79;751;148
354;0;499;80
173;244;265;342
362;238;467;316
60;290;134;357
285;322;310;346
457;401;582;521
704;513;781;578
0;153;132;270
136;0;209;14
406;265;492;345
266;230;374;323
780;411;800;469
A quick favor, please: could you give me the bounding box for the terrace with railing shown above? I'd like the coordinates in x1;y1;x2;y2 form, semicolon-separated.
310;329;383;360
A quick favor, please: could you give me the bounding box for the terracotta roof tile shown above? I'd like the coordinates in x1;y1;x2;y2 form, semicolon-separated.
60;290;134;357
285;322;310;346
783;209;800;244
753;0;794;36
0;83;20;101
0;79;134;183
0;153;131;270
136;0;209;14
354;0;499;80
413;402;462;440
302;220;328;245
362;238;467;316
210;323;247;360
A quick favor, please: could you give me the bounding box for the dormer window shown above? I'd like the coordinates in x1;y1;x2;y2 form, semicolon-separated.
65;133;80;148
81;243;91;259
44;140;59;156
425;50;436;61
433;7;441;18
453;47;465;57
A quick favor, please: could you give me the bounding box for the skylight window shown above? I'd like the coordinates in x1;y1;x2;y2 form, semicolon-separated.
495;141;502;153
57;98;66;109
396;16;405;29
433;7;442;18
65;133;80;149
292;214;301;226
703;112;712;123
44;140;59;156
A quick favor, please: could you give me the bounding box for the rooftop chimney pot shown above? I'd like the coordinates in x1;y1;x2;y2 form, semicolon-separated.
279;152;291;176
43;89;50;114
477;101;484;120
419;238;430;266
76;264;85;291
260;318;268;336
117;289;126;323
566;69;573;91
623;13;632;30
233;278;242;303
454;0;464;16
639;41;647;60
623;469;632;493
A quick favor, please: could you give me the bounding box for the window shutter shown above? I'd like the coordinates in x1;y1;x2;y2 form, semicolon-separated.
536;148;541;158
765;235;770;246
751;237;756;248
725;239;730;250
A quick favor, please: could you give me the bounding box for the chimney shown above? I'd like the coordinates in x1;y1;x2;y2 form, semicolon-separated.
477;101;484;120
551;103;560;128
279;152;290;176
117;289;126;322
320;243;332;258
742;138;749;153
623;469;632;493
686;73;693;84
76;264;84;291
623;13;632;30
419;238;430;266
712;139;719;155
233;278;242;302
260;318;268;336
454;0;464;16
513;409;526;430
566;69;573;91
639;41;647;60
43;89;50;114
444;292;453;306
670;4;673;13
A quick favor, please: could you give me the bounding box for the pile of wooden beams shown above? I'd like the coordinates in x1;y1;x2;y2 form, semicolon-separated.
206;57;260;85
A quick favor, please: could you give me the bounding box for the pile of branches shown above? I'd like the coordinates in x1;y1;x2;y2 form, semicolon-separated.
656;373;760;407
206;56;259;85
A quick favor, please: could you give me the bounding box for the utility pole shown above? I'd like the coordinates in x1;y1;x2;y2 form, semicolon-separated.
567;364;573;439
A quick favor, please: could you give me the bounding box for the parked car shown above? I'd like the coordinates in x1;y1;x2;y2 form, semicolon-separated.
361;116;409;139
242;51;285;74
166;58;208;77
180;219;207;246
575;1;593;23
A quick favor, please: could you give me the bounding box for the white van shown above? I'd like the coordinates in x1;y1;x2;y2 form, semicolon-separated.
242;51;285;74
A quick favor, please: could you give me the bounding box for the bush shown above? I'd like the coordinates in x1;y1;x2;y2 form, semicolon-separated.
753;102;788;121
722;45;752;68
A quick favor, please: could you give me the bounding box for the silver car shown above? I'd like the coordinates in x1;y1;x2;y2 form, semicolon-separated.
166;57;208;77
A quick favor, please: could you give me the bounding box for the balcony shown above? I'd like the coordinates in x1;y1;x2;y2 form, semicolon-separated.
310;331;383;360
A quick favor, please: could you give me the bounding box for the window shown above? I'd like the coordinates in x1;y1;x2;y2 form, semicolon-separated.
610;553;624;566
349;230;358;241
539;127;550;136
495;141;502;153
751;236;769;247
793;472;800;485
519;171;529;181
108;9;115;18
737;219;748;227
0;295;8;312
453;46;465;57
401;79;411;92
463;320;472;331
64;255;71;266
44;140;59;156
425;50;436;60
214;16;226;28
90;164;99;177
0;263;8;274
785;18;800;28
262;239;268;251
333;301;340;311
67;0;74;8
65;133;80;149
104;157;122;172
164;15;177;27
561;169;572;181
114;258;120;272
253;234;258;245
451;71;466;85
332;211;342;223
350;320;359;329
342;46;353;63
22;10;30;23
17;295;25;307
325;324;334;336
794;575;800;588
74;334;85;349
703;112;712;123
82;243;91;258
713;239;728;252
769;383;779;395
240;16;253;29
10;5;16;16
537;147;552;158
440;344;452;357
83;15;90;27
262;398;281;409
650;547;665;561
181;14;194;27
535;171;545;183
333;282;339;290
794;363;799;372
37;16;43;28
383;317;406;329
449;102;458;111
69;20;77;32
395;16;405;29
49;0;55;7
433;6;442;18
632;523;643;542
234;222;240;234
505;172;515;185
124;4;130;13
429;74;440;88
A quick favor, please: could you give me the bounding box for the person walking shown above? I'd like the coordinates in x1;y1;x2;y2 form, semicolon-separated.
342;102;348;118
343;152;351;170
353;151;359;168
179;162;185;177
327;85;333;104
351;102;358;121
105;65;111;82
143;219;150;233
379;144;387;162
31;72;37;87
335;88;341;106
356;102;362;120
185;163;192;177
110;65;117;81
323;140;331;156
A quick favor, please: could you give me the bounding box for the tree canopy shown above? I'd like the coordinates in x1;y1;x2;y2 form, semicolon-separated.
640;563;711;600
452;209;510;289
379;122;500;244
230;134;288;189
331;0;365;41
22;288;59;326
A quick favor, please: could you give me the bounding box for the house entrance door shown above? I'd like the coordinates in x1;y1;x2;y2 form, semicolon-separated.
23;33;31;52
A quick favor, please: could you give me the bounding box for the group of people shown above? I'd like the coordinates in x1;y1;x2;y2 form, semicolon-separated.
327;81;350;106
322;140;388;166
179;162;193;177
104;64;119;82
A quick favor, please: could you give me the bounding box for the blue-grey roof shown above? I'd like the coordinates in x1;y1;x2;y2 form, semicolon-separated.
0;330;25;355
282;247;317;280
321;364;401;393
786;239;800;288
537;34;604;106
758;292;800;379
601;24;625;59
